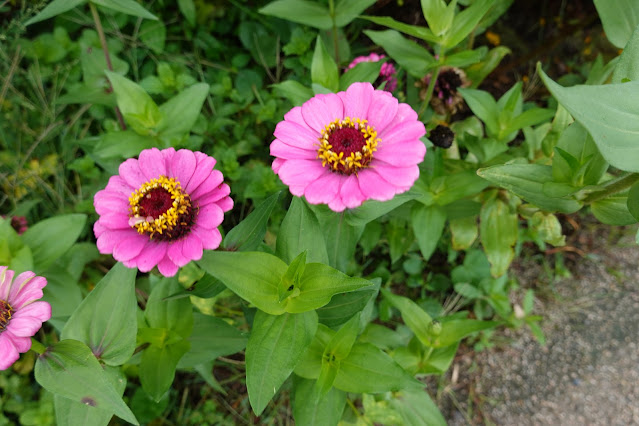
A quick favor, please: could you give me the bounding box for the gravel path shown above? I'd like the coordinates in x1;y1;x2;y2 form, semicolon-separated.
446;231;639;425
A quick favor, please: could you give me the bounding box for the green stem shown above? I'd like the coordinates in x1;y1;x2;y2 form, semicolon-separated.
581;172;639;204
328;0;340;65
30;338;47;355
89;2;127;131
418;66;440;118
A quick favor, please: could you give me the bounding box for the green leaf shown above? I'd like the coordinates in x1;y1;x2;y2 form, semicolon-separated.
432;319;498;347
92;131;156;160
311;36;339;93
25;0;86;26
316;287;378;328
501;108;555;138
140;340;190;402
381;289;433;346
591;193;637;225
246;310;318;415
293;376;346;426
178;313;247;368
552;122;608;186
177;0;196;26
279;251;308;302
345;192;417;226
411;204;446;260
156;83;209;137
613;23;639;83
285;263;373;313
361;16;438;42
390;389;447;426
364;30;436;78
259;0;332;30
334;343;420;393
480;198;517;277
444;0;493;48
334;0;376;26
91;0;158;20
277;197;329;264
35;340;138;425
421;0;456;37
224;191;281;251
324;313;361;360
198;251;287;315
628;181;639;221
54;365;126;426
310;206;364;272
539;65;639;173
449;216;478;250
421;342;459;374
145;276;194;337
477;164;582;213
22;214;87;272
105;71;162;134
61;263;137;366
339;61;384;91
139;20;166;54
466;46;511;88
272;80;314;106
454;282;483;299
441;48;485;68
593;0;639;48
429;170;490;206
458;88;499;135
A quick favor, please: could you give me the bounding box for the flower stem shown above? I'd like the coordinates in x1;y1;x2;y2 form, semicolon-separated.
418;66;440;118
582;172;639;204
30;338;47;355
89;2;127;131
328;0;340;65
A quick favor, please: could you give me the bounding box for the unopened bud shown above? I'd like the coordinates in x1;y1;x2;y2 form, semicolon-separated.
428;320;442;337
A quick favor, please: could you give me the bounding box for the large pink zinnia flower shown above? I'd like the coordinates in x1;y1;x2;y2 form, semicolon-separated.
0;267;51;370
270;82;426;212
93;148;233;277
347;53;398;92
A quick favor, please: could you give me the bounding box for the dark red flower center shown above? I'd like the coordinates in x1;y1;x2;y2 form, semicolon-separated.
138;188;174;218
0;300;13;331
328;127;367;158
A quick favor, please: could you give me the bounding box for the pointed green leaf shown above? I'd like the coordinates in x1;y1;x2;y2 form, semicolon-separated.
381;288;432;346
272;80;314;106
156;83;209;136
339;60;384;91
246;310;318;415
105;71;161;134
432;319;498;347
480;198;517;277
345;192;417;226
312;36;339;92
445;0;493;48
390;389;447;426
592;193;637;225
61;263;137;366
458;88;499;135
334;0;376;27
140;340;190;401
198;251;287;315
316;286;378;329
91;0;157;20
421;0;456;37
279;251;307;302
259;0;332;30
35;340;138;425
364;30;436;77
612;23;639;83
25;0;86;26
361;16;438;42
293;376;346;426
224;191;281;251
411;204;446;261
145;276;194;337
593;0;639;48
277;197;329;264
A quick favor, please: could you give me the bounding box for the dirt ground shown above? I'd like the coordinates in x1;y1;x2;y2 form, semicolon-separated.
442;226;639;425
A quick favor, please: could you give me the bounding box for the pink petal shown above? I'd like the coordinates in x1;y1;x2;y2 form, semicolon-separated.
366;90;398;134
0;267;14;301
196;204;224;230
340;174;366;209
277;160;327;197
7;271;36;304
97;212;132;230
283;105;304;123
94;192;128;215
7;315;46;337
304;172;342;205
357;169;397;201
138;148;166;180
191;226;222;250
170;149;197;188
273;120;320;150
118;158;147;189
0;334;20;370
270;139;317;160
11;301;51;324
167;240;190;267
113;234;148;262
339;82;373;120
182;235;203;261
328;195;347;212
392;103;418;124
103;175;135;198
9;276;47;311
133;242;167;273
96;229;137;254
157;255;179;277
301;93;344;134
373;162;421;188
185;153;216;194
190;170;224;200
379;120;426;143
161;147;176;164
272;158;285;174
4;331;31;352
374;141;426;166
216;196;234;213
197;185;231;207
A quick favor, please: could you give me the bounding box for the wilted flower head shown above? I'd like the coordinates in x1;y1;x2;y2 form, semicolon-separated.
429;125;455;149
93;148;233;277
270;82;426;212
346;53;398;92
418;66;470;115
0;267;51;370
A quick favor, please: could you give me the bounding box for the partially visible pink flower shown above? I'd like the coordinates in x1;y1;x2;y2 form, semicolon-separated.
93;148;233;277
1;216;28;235
0;267;51;370
270;82;426;212
346;53;398;92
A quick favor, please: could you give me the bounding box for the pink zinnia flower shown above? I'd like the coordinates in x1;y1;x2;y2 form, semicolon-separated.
270;82;426;212
93;148;233;277
347;53;398;92
0;267;51;370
